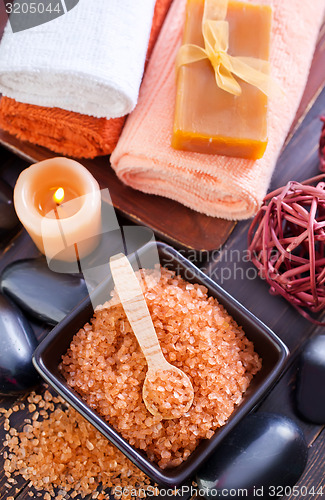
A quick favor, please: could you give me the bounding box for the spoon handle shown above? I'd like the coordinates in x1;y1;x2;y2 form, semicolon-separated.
110;253;166;370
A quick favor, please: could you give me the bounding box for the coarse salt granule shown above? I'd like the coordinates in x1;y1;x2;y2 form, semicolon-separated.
2;391;151;499
143;368;194;419
61;267;262;469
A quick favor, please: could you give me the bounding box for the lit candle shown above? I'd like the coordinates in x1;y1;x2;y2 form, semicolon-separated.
38;185;82;219
14;157;102;263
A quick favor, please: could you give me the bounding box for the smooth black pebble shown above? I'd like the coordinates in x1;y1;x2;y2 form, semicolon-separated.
1;258;88;325
196;413;308;499
0;177;20;240
0;293;40;395
296;335;325;424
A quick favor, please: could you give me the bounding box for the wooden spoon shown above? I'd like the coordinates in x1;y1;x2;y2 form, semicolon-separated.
109;253;194;420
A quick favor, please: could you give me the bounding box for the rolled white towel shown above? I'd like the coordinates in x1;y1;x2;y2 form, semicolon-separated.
0;0;155;119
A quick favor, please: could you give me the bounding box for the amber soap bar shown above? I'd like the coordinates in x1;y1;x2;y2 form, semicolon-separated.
172;0;272;159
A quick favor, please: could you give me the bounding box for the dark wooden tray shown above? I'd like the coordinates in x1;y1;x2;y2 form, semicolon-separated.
0;22;324;251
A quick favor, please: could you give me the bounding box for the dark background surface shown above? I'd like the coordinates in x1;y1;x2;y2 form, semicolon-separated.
0;19;323;253
0;89;325;495
0;16;324;500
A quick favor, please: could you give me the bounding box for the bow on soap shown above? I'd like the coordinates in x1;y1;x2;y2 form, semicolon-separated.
176;0;272;96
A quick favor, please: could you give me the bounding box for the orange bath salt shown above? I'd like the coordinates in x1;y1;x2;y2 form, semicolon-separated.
60;267;262;469
172;0;272;159
144;368;194;419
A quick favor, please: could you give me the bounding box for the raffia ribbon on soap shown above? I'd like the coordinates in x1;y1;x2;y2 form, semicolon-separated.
176;0;272;96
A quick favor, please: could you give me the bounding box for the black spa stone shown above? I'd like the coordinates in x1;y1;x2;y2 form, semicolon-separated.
1;258;88;325
0;178;20;240
196;413;308;500
0;293;40;395
296;335;325;424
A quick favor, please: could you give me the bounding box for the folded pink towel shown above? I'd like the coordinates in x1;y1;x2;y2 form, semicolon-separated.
111;0;324;220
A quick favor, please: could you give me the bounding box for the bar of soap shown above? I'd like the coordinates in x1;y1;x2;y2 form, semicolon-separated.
172;0;272;159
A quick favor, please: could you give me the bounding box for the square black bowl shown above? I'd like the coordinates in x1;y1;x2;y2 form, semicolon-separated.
33;242;289;487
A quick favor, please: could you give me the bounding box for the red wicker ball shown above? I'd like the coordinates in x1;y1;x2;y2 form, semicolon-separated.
320;117;325;172
248;175;325;324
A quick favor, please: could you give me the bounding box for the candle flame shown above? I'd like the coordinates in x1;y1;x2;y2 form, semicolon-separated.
53;187;65;205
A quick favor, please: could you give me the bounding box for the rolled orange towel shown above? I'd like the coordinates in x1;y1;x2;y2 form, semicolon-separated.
111;0;325;220
0;100;125;158
0;0;172;159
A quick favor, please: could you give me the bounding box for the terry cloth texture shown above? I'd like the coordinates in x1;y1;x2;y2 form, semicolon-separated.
0;0;155;118
0;0;172;158
110;0;325;220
